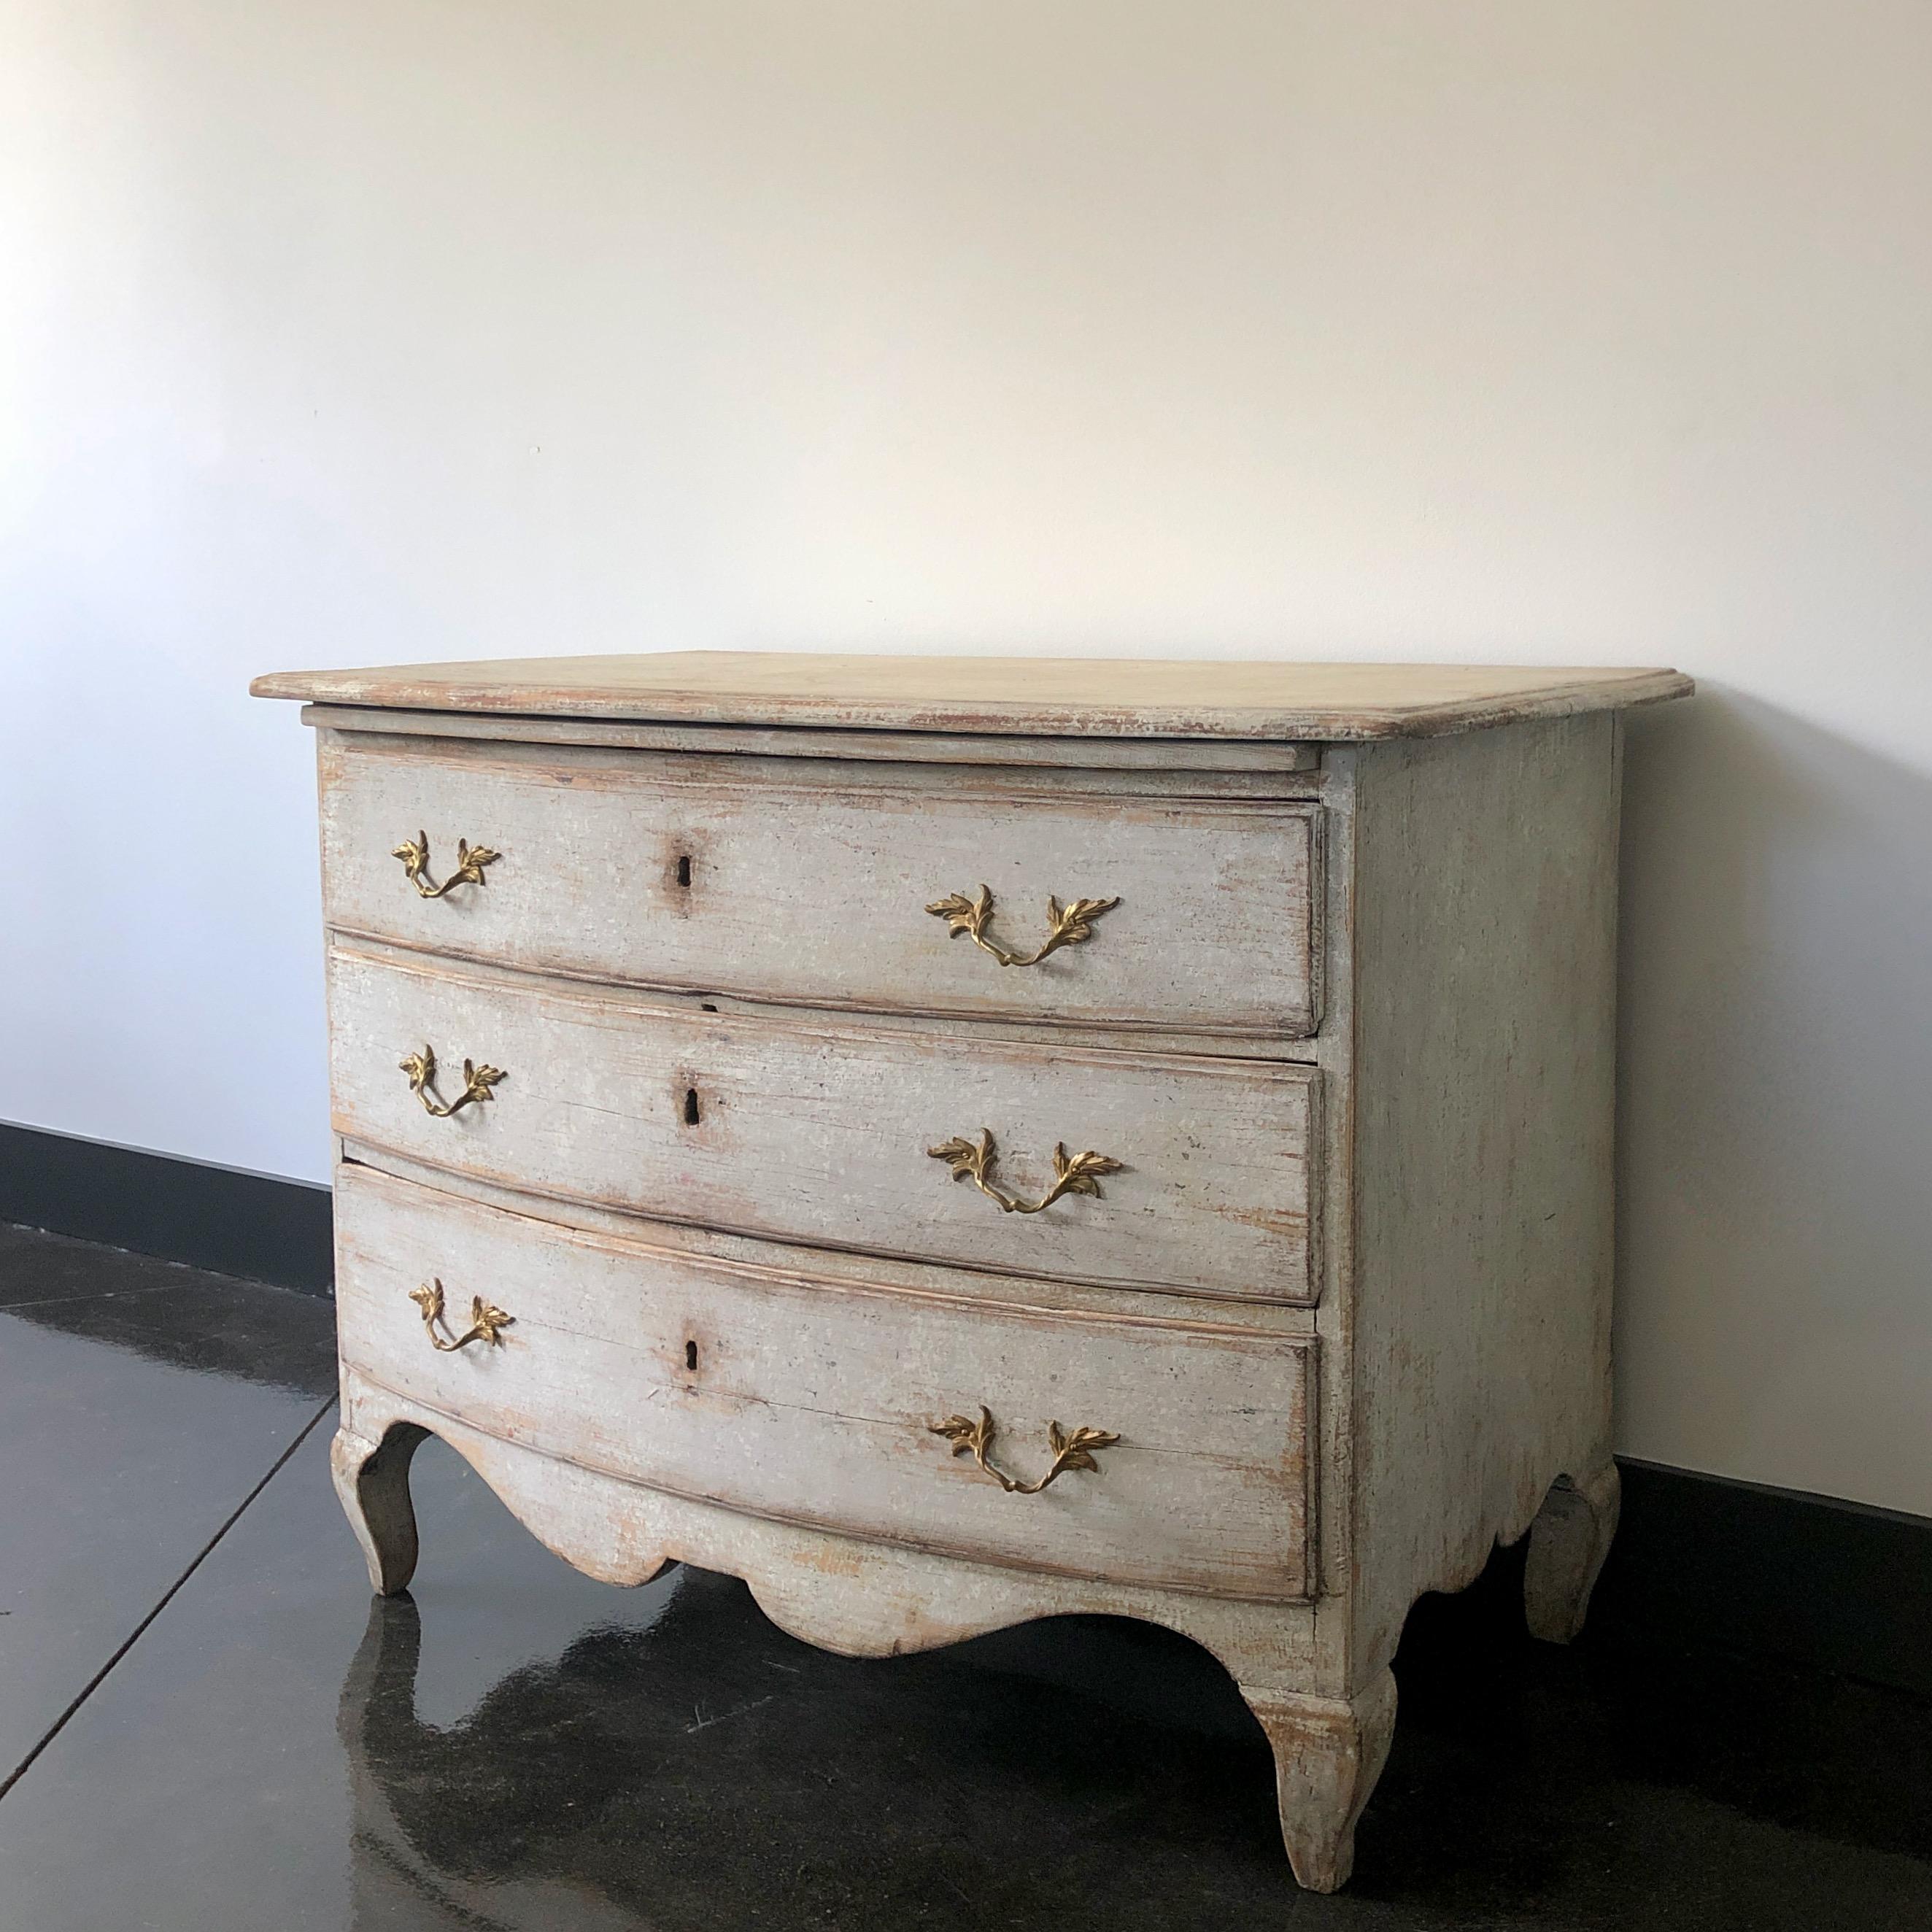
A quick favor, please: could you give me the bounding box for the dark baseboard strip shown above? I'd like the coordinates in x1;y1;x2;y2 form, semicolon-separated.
0;1119;333;1296
1591;1457;1932;1700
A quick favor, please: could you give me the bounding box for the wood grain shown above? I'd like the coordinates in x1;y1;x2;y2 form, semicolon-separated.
327;939;1321;1302
318;730;1324;1038
256;650;1694;741
333;1162;1315;1601
265;649;1693;1891
301;703;1323;772
334;1382;1326;1672
339;1140;1321;1336
1345;714;1623;1680
1249;1672;1399;1893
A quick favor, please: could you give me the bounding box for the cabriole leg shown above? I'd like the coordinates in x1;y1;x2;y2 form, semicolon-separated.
1524;1461;1620;1643
332;1422;430;1596
1244;1667;1399;1893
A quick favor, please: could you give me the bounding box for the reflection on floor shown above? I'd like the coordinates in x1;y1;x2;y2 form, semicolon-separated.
1;1218;1928;1930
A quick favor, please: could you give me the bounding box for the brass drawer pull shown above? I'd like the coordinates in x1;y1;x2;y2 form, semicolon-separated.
930;1406;1119;1494
399;1044;506;1118
409;1278;513;1351
925;885;1119;967
392;830;499;899
928;1128;1122;1215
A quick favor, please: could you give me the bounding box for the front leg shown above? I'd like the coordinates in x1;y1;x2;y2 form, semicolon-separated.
1244;1668;1398;1893
331;1423;429;1596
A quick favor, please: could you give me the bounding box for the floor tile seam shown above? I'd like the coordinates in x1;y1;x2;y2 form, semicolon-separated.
0;1396;338;1805
0;1282;221;1313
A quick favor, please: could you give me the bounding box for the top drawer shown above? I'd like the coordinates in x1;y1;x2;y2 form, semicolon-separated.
317;734;1324;1039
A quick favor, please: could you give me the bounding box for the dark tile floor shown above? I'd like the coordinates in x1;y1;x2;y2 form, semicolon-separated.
1;1221;1928;1929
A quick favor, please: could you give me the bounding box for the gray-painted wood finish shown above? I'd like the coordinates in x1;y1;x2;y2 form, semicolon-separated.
267;654;1689;1890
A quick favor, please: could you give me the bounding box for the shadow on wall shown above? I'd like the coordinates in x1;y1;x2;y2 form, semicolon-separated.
1615;689;1932;1515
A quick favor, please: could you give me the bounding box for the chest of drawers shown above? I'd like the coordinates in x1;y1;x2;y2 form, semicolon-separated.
255;652;1691;1891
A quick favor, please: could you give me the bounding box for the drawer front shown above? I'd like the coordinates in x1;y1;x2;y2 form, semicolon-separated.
335;1163;1314;1602
319;735;1323;1038
330;944;1321;1303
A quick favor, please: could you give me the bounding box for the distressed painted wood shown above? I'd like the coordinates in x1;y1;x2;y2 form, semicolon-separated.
1248;1672;1399;1892
1524;1462;1623;1642
262;652;1690;1892
331;1377;1326;1671
1344;714;1627;1684
316;730;1324;1038
334;1161;1315;1601
300;702;1323;771
341;1136;1319;1337
331;1420;428;1596
326;938;1321;1302
255;649;1693;741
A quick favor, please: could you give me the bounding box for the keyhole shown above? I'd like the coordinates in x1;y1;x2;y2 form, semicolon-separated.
676;854;692;888
684;1339;698;1372
683;1088;701;1125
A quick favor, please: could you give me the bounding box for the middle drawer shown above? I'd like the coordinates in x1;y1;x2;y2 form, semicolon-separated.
328;943;1321;1304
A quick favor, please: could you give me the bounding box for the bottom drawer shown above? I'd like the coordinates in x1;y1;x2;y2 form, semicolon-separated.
334;1163;1315;1603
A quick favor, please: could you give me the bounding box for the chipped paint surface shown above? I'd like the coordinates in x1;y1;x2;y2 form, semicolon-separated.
305;673;1678;1890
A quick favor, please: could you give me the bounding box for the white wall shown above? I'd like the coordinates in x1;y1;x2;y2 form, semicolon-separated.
4;1;1928;1515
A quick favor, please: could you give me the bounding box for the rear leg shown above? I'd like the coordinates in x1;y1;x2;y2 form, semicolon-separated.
1524;1461;1620;1642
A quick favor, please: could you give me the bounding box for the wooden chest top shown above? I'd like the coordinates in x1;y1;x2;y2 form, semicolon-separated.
252;651;1690;741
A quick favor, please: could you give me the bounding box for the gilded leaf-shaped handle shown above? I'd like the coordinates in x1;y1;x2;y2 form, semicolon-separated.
399;1045;506;1118
408;1278;514;1351
924;885;1119;967
927;1129;1124;1215
392;830;501;900
930;1405;1120;1494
